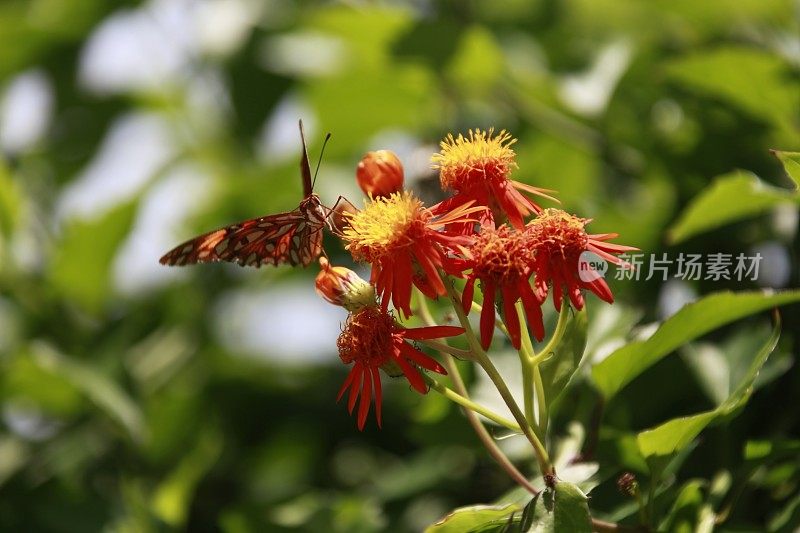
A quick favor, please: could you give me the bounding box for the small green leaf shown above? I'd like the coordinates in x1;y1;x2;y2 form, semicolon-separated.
540;307;588;407
554;482;591;533
32;344;145;441
49;201;137;314
771;150;800;190
636;314;780;460
592;290;800;399
660;479;706;533
668;171;797;243
426;504;521;533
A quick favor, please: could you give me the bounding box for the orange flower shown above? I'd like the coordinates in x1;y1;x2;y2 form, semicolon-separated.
342;191;477;318
456;225;544;350
356;150;404;197
527;209;637;311
431;129;557;230
336;306;463;429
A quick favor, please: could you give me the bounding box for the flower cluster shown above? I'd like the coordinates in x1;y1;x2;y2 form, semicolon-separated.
318;130;635;429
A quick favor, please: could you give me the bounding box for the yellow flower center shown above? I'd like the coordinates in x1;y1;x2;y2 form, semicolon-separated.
343;191;430;262
470;225;532;282
431;129;518;191
526;209;589;260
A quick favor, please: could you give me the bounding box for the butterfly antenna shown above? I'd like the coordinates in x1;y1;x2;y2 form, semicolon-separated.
312;133;332;190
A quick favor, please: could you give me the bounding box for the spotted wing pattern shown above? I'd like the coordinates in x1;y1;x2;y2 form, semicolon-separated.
159;209;324;268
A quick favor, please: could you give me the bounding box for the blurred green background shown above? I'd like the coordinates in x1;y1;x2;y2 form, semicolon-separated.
0;0;798;531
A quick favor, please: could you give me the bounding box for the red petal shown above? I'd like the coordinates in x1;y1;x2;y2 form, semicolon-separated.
480;281;496;350
347;364;363;414
337;366;357;402
502;285;521;349
401;325;464;340
371;366;383;428
414;243;446;296
519;279;545;342
399;341;446;374
393;252;414;318
393;350;427;393
462;277;476;315
357;368;372;430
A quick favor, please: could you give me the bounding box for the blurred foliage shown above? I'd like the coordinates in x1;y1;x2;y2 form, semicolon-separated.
0;0;798;531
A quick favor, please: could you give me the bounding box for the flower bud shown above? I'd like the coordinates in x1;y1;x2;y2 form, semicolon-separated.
315;257;376;311
356;150;404;197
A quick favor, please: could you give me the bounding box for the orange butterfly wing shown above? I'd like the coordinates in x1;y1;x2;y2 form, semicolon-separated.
159;206;325;268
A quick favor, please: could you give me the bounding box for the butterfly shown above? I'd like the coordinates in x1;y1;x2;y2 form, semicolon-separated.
160;120;331;269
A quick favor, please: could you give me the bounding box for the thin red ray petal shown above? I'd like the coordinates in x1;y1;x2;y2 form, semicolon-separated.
398;341;446;374
480;281;496;350
370;366;383;428
393;350;427;393
519;279;545;342
414;245;446;296
347;363;363;414
502;285;521;349
462;277;476;315
584;275;614;304
357;368;372;430
337;366;357;402
401;325;464;340
490;180;526;229
393;252;414;318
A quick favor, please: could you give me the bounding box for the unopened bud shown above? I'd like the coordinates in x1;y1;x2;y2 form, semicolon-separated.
356;150;404;197
617;472;639;498
315;257;376;311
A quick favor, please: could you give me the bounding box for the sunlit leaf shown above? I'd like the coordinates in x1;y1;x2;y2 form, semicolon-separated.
425;503;520;533
636;313;780;460
771;150;800;190
554;482;592;533
592;291;800;399
668;171;798;244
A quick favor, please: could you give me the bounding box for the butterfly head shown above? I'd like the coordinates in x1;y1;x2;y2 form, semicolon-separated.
300;194;327;226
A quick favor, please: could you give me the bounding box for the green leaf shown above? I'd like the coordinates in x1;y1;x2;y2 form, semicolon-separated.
668;171;797;244
49;201;137;314
636;313;780;460
32;343;145;441
554;482;591;533
660;479;706;533
771;150;800;190
539;307;588;408
152;430;223;527
664;46;799;142
592;290;800;399
425;504;520;533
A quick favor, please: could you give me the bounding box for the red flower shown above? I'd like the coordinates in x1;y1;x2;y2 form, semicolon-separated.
527;209;637;311
457;225;544;350
356;150;404;198
336;306;464;429
342;191;477;318
431;129;557;230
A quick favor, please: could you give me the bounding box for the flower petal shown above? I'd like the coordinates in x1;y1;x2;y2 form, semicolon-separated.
370;365;383;428
357;367;372;430
347;363;363;414
502;285;521;349
393;349;428;393
401;325;464;340
399;341;446;374
462;277;476;315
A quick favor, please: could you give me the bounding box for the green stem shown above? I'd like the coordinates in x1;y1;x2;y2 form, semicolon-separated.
443;280;553;476
426;376;521;432
418;339;473;360
537;302;571;362
514;301;538;432
416;291;539;496
533;364;548;436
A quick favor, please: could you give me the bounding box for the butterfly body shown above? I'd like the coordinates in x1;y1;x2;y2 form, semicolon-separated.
159;121;330;269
